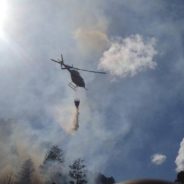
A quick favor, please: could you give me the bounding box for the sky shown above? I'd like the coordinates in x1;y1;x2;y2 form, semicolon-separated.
0;0;184;182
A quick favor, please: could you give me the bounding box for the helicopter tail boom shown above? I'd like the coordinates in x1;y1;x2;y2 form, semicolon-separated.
51;59;61;64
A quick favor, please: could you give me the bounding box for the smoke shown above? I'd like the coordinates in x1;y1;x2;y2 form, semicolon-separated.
98;34;157;78
52;103;74;134
0;118;51;175
0;0;111;175
1;0;183;181
0;165;16;184
151;153;167;165
74;28;110;56
52;102;80;134
175;138;184;172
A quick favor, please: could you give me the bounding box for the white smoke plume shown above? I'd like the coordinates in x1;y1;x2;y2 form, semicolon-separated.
151;153;167;165
98;34;157;78
52;101;80;134
175;138;184;172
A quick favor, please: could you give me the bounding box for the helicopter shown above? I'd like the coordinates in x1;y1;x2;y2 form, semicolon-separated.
51;54;106;90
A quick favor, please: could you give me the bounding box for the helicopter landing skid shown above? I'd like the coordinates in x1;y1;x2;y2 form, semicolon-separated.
68;82;77;91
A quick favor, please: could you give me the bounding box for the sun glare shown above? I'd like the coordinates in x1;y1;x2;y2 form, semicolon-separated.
0;0;9;39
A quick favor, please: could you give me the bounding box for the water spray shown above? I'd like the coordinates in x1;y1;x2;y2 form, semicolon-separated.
71;99;80;131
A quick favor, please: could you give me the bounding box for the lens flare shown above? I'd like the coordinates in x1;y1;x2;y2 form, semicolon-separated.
0;0;9;39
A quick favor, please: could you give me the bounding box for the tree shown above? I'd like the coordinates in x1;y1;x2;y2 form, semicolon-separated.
175;171;184;184
43;145;64;164
41;145;66;184
95;173;115;184
17;158;34;184
69;159;87;184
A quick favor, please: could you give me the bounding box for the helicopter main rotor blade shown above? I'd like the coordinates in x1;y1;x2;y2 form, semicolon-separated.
51;58;106;74
72;67;106;74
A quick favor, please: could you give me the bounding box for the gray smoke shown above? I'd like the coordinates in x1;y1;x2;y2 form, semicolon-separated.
0;0;184;181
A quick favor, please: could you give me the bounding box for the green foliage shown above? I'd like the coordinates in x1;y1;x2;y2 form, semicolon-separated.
43;145;64;164
176;171;184;184
69;159;87;184
0;146;90;184
17;158;34;184
41;145;66;184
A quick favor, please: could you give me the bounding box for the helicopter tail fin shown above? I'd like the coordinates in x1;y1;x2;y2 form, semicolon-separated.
61;54;64;65
51;54;64;68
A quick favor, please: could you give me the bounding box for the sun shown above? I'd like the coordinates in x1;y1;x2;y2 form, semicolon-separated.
0;0;9;39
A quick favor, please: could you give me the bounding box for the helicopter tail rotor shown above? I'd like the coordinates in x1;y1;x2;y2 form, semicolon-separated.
51;53;65;68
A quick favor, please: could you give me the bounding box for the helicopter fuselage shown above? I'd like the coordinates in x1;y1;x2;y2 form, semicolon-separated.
69;69;85;88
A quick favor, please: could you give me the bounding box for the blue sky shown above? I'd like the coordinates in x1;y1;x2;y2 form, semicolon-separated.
0;0;184;182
